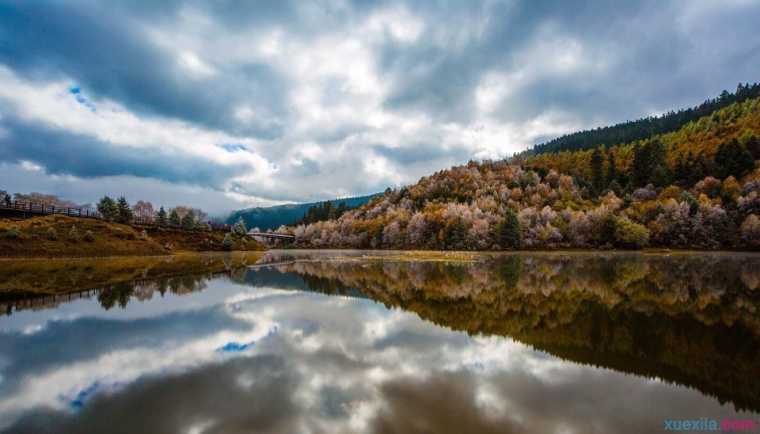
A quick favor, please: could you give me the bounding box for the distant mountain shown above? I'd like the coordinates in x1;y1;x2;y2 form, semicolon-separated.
225;194;378;230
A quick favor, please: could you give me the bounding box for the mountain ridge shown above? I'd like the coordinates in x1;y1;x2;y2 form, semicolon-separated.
224;194;379;230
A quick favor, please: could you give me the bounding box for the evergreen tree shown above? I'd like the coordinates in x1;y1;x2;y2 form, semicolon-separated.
181;210;196;230
115;197;133;224
714;139;755;179
606;152;618;187
169;209;181;226
497;209;521;249
632;144;649;187
157;206;168;226
233;217;247;236
447;218;468;250
741;132;760;159
590;147;605;194
97;196;118;221
222;233;234;251
336;202;348;216
324;201;335;220
673;154;688;187
632;140;667;187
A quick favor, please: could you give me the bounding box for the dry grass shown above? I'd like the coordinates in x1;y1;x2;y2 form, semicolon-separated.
0;215;263;258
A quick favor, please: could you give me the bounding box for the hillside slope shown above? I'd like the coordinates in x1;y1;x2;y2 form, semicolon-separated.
225;194;377;230
267;96;760;251
0;215;262;258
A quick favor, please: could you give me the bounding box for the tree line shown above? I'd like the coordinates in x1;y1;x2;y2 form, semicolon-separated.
294;200;351;226
528;82;760;155
95;196;210;230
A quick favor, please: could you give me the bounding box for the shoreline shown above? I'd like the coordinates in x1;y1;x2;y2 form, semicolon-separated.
5;247;760;262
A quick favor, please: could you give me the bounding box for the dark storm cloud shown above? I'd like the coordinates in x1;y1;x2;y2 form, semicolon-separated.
0;113;247;188
0;0;289;138
376;0;746;125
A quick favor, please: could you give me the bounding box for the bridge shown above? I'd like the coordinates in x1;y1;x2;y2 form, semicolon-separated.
247;231;296;241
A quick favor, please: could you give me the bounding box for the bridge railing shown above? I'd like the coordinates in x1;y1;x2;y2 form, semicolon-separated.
248;231;296;240
0;200;101;219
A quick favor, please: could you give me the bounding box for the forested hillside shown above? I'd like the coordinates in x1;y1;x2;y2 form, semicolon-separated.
527;83;760;155
225;194;377;230
268;95;760;251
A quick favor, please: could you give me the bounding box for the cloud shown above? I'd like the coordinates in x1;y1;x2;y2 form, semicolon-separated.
1;267;754;434
1;0;759;208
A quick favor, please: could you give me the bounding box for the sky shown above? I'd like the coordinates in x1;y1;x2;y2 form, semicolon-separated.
1;0;759;213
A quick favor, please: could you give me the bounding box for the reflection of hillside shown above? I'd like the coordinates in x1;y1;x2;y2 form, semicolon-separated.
0;252;262;314
259;254;760;412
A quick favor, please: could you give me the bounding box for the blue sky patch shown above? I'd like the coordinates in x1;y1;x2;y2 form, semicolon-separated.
218;341;252;353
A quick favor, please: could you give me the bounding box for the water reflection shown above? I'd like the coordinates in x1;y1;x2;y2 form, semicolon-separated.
1;251;759;433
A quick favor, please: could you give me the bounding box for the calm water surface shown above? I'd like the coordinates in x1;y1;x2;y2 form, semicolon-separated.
1;250;760;433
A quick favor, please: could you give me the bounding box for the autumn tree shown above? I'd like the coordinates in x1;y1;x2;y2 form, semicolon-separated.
133;201;155;221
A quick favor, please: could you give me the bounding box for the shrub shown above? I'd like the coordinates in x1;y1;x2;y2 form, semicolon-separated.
613;217;649;249
3;225;21;240
69;226;80;241
740;214;760;248
222;233;234;251
46;227;58;241
83;230;95;242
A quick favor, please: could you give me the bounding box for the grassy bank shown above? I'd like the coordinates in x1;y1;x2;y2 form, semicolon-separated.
0;215;263;258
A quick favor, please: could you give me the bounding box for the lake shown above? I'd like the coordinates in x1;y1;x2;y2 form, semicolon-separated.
1;250;760;433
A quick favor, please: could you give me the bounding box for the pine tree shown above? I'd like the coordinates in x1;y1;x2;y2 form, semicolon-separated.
222;233;234;251
447;218;468;250
497;209;521;249
715;139;755;179
181;210;196;230
169;209;181;227
115;197;133;224
157;206;168;226
590;147;604;194
632;140;667;187
606;151;618;187
673;154;688;187
741;132;760;159
632;144;649;187
97;196;118;221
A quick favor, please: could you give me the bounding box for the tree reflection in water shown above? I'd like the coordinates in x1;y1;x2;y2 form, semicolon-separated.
242;252;760;412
